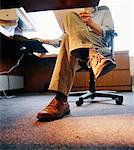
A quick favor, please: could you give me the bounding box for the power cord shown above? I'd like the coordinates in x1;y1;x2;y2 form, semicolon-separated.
0;52;25;75
0;52;25;99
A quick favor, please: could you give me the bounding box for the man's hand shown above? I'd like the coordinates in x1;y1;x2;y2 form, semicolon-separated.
78;11;93;26
78;10;103;36
31;38;59;47
32;37;51;44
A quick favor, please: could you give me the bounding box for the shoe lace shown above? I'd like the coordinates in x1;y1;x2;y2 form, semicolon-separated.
87;53;105;68
91;53;104;62
46;99;59;110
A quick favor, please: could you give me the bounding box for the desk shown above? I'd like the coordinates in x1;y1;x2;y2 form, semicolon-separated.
24;54;57;92
24;51;132;92
1;33;131;92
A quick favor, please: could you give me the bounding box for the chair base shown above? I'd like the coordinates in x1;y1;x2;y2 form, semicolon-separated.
76;91;123;106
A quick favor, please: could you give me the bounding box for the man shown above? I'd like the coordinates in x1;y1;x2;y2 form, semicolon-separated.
36;6;116;121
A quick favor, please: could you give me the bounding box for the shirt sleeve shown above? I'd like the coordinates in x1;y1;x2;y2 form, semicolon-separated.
101;9;114;37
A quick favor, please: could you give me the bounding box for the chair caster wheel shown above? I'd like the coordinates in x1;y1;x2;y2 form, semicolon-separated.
76;98;83;106
91;96;94;99
115;96;123;105
76;101;82;106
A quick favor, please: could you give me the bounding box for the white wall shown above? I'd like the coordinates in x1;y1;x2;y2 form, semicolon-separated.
100;0;134;56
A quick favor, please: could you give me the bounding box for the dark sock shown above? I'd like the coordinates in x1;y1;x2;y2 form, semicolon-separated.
55;92;67;102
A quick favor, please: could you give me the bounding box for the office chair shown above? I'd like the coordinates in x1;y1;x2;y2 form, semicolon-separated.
75;30;123;106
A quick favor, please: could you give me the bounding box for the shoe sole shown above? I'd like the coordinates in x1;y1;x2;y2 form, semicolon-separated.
37;109;70;122
95;61;116;79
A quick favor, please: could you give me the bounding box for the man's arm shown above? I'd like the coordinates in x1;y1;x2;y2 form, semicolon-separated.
78;11;103;36
87;19;103;36
32;38;61;48
100;8;114;36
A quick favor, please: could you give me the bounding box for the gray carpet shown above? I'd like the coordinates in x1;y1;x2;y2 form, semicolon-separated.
0;92;134;150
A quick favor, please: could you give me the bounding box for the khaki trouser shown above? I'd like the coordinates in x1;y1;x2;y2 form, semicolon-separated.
49;12;106;96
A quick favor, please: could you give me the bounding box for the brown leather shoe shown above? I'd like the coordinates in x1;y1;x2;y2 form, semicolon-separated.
87;53;116;79
37;98;70;121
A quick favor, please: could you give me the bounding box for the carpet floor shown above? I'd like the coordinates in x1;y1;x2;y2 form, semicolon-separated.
0;92;134;150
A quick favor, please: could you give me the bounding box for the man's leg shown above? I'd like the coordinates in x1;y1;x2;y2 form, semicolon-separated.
48;34;78;96
37;34;78;121
63;12;116;79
